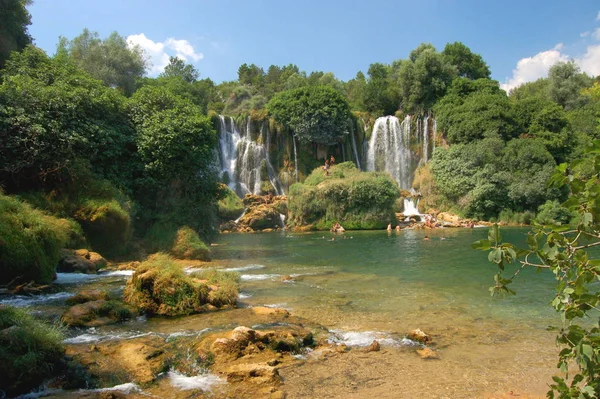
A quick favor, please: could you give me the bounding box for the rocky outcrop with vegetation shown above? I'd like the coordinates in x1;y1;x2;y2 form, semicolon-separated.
287;162;400;230
124;254;239;316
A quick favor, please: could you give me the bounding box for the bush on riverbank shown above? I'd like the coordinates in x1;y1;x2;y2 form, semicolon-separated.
0;193;76;284
217;184;244;221
288;162;400;230
146;224;211;260
0;306;65;396
124;254;238;316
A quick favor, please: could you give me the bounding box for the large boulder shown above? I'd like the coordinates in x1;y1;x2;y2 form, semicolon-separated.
239;204;282;230
57;249;108;274
61;300;135;327
65;289;110;305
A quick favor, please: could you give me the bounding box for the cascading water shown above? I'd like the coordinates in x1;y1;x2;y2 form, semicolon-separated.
365;115;435;190
350;126;362;170
292;135;299;183
216;116;284;197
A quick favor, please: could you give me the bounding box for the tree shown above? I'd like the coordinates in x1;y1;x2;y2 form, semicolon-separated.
237;63;264;87
398;44;457;113
442;42;490;80
473;142;600;397
159;56;199;83
0;0;32;68
434;80;519;144
548;61;592;110
128;86;219;235
57;29;147;96
365;63;398;115
0;46;135;190
267;85;351;145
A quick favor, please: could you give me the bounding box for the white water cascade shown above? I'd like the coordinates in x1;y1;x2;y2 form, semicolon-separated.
366;115;436;190
216;115;284;197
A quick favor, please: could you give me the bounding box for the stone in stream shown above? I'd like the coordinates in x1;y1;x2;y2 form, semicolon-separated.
407;328;432;344
57;249;108;274
61;300;135;327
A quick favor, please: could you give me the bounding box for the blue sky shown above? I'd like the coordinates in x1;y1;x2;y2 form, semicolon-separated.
28;0;600;91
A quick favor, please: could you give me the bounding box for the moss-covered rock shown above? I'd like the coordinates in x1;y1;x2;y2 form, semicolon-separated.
0;193;77;284
288;162;400;230
74;198;131;257
217;183;244;221
61;300;135;327
123;254;239;316
0;306;65;396
171;226;210;261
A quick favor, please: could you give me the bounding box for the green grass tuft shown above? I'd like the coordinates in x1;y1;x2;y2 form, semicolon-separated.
171;226;210;261
0;306;65;396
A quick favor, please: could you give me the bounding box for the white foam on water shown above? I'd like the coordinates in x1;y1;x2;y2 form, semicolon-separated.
0;292;74;308
64;329;154;344
93;382;142;394
264;303;287;309
328;330;399;347
15;388;63;398
166;328;211;342
102;270;134;276
168;370;223;391
238;292;252;299
222;264;265;272
54;273;101;284
241;274;280;281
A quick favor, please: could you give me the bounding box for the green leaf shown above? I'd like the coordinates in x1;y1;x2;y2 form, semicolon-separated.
488;248;502;264
471;239;491;251
581;344;593;359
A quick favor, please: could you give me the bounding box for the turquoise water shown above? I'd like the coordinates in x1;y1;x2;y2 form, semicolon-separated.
212;227;558;333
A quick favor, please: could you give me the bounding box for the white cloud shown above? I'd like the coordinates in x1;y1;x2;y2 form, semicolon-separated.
581;31;590;38
500;47;568;92
126;33;203;75
593;28;600;41
597;11;600;21
575;44;600;76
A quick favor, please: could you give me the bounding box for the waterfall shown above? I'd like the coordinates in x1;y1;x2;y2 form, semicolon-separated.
216;115;283;197
403;198;421;217
350;128;362;170
422;115;429;164
366;116;413;189
365;115;435;190
433;118;437;153
292;135;299;183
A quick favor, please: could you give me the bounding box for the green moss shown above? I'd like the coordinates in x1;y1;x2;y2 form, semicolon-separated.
74;198;131;257
190;269;240;307
171;226;210;261
0;193;77;284
288;163;399;230
124;254;239;316
217;184;244;221
0;306;65;396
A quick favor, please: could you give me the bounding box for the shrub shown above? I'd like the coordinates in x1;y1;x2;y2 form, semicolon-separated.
124;254;238;316
288;163;399;229
0;193;75;284
217;184;244;221
0;306;65;396
535;199;573;225
190;269;240;307
171;226;210;261
74;199;131;257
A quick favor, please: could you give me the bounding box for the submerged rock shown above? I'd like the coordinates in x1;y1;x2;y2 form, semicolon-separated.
416;347;439;360
407;328;432;344
364;340;381;352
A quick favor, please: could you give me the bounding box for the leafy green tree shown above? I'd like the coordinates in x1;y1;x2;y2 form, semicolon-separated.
237;63;264;87
57;29;147;96
548;61;592;110
529;103;572;162
398;43;456;113
365;63;398;115
442;42;490;80
0;0;32;68
344;71;368;111
159;56;199;83
473;141;600;397
0;46;135;190
127;86;219;235
435;83;519;144
267;85;351;145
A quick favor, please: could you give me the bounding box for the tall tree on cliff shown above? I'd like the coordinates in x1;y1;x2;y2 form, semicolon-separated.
0;0;33;68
